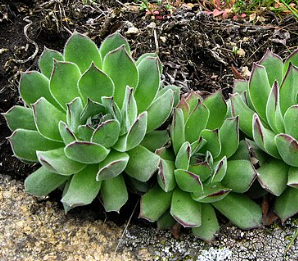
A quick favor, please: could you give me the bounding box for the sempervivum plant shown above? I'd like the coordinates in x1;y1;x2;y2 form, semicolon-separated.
140;91;262;241
3;32;179;213
230;49;298;222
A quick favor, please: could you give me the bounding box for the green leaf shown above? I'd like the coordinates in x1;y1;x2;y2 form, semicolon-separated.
8;129;62;162
58;121;76;145
249;63;271;122
126;176;150;193
157;85;180;107
259;49;283;86
38;47;64;78
280;64;298;115
33;98;66;142
222;160;256;193
188;162;212;182
61;165;101;211
284;105;298;140
141;130;170;152
157;159;176;192
233;80;254;109
191;183;231;203
19;71;60;108
257;158;288;196
80;98;106;123
121;86;137;135
212;192;262;229
3;106;36;131
125;145;160;182
135;53;160;68
66;97;83;133
275;134;298;167
155;146;175;161
170;108;185;155
78;63;114;104
64;141;110;164
91;119;120;148
190;137;207;156
146;89;174;132
101;96;122;123
288;167;298;188
185;100;210;143
25;166;68;197
175;141;191;170
101;175;128;212
211;156;227;183
157;211;176;230
64;32;102;72
284;49;298;73
266;81;285;133
177;97;190;121
113;112;147;152
229;93;255;138
174;169;203;193
103;45;138;106
135;57;161;113
192;204;219;241
185;91;202;113
253;114;280;158
77;125;94;141
274;187;298;222
37;147;86;175
140;184;172;222
50;61;82;110
170;188;202;227
96;150;129;180
203;91;227;129
99;32;131;59
200;129;221;158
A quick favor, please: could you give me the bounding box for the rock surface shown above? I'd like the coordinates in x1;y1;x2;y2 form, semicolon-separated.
1;174;298;260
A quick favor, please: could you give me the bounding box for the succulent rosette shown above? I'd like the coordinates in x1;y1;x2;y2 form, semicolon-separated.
140;91;262;240
3;32;179;212
230;49;298;222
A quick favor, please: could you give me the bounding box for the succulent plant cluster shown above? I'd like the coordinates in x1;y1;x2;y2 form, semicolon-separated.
4;32;298;241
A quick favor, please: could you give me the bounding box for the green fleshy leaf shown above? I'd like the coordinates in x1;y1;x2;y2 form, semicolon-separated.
177;97;190;121
146;89;174;132
185;100;210;143
58;121;76;145
284;49;298;73
78;63;114;104
135;57;161;113
190;137;207;156
101;96;122;123
101;175;128;212
253;114;280;158
275;134;298;167
185;92;202;113
8;129;62;162
192;204;219;241
155;146;175;161
91;119;120;148
188;162;212;182
32;98;66;142
233;80;253;109
37;147;86;175
174;169;203;193
200;129;221;158
191;183;231;203
257;158;288;196
249;63;271;122
141;130;170;152
113;112;147;152
3;106;36;131
274;187;298;222
19;71;60;108
140;184;172;222
25;166;69;197
212;192;262;229
103;45;138;106
211;156;227;183
175;142;191;170
284;105;298;141
96;150;129;180
66;97;83;133
288;167;298;188
245;138;269;166
259;49;283;86
157;159;176;192
157;211;176;230
99;32;131;59
222;160;256;193
203;91;227;129
64;32;102;72
228;140;250;161
77;125;94;141
126;176;150;193
266;81;284;133
64;141;110;164
280;64;298;115
80;98;106;123
61;165;101;211
170;188;202;227
38;47;64;78
230;93;255;138
135;53;160;68
125;145;160;182
157;85;180;107
50;61;81;110
170;108;185;154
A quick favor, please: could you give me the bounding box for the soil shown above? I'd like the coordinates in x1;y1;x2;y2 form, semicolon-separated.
1;0;298;238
